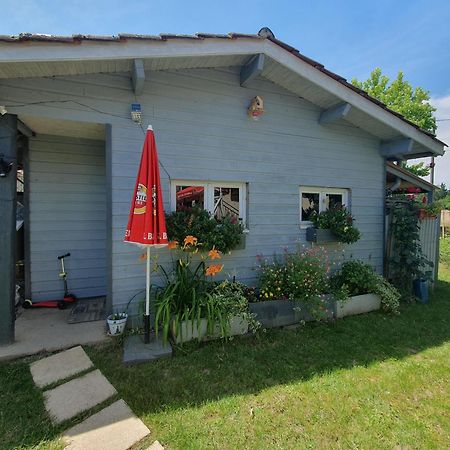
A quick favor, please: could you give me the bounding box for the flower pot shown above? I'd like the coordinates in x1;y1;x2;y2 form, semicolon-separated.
106;313;128;335
413;279;429;303
334;294;381;318
249;300;304;328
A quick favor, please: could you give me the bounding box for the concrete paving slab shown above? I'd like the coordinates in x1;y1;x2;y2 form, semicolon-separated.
123;334;172;365
146;441;164;450
44;369;116;424
30;346;94;388
0;308;107;361
63;399;150;450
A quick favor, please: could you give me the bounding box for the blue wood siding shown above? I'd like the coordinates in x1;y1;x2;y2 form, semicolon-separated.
28;135;106;300
1;67;384;311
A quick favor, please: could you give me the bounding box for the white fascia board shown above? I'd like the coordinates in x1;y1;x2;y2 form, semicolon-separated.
0;38;265;63
263;40;444;156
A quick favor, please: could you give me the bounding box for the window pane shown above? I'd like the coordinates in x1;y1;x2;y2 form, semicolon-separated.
214;187;240;222
326;193;343;210
301;192;319;221
176;185;205;211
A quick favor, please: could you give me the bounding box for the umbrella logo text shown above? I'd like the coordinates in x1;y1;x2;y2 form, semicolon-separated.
134;183;147;214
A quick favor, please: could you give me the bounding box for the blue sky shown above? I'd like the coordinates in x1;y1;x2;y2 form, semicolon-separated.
1;0;449;183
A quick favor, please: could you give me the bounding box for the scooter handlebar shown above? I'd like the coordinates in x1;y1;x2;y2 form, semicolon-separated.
57;252;71;260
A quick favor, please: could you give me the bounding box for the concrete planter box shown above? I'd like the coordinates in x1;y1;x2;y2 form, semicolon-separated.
172;315;249;344
249;298;334;328
306;227;338;244
335;293;381;318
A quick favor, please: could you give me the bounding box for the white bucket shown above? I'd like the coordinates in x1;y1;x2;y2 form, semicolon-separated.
107;313;128;335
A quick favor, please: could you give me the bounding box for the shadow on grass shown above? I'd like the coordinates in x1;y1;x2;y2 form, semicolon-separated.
89;278;450;419
1;279;449;449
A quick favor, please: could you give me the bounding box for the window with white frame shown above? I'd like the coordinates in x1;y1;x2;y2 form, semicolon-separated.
171;180;247;225
300;187;349;223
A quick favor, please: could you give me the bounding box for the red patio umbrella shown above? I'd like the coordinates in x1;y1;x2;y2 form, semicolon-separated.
124;125;168;343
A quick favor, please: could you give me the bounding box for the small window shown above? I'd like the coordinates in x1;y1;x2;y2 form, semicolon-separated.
171;180;247;226
300;187;349;223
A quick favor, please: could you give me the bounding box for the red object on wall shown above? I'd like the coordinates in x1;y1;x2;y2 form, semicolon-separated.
124;126;168;247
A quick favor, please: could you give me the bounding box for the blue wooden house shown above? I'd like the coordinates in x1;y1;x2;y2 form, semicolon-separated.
0;29;445;342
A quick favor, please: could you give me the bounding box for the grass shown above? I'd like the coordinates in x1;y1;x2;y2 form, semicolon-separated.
1;268;449;449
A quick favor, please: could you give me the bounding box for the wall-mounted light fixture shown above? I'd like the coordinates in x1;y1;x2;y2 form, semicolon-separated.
248;96;264;121
131;103;142;124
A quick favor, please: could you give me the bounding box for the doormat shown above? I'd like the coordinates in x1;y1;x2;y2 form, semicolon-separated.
68;297;106;324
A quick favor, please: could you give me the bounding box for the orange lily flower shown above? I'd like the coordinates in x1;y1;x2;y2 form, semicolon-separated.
183;235;198;246
168;241;178;250
208;248;222;260
205;264;224;277
139;252;147;261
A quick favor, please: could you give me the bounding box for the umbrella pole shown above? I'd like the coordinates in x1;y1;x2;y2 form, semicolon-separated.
144;247;151;344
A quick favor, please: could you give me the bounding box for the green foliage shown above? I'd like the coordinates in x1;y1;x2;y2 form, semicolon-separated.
440;236;450;265
330;260;375;296
404;162;431;177
435;183;449;201
331;260;400;313
208;281;262;334
388;200;433;300
166;207;244;254
258;247;334;319
435;185;450;210
311;206;361;244
352;68;437;133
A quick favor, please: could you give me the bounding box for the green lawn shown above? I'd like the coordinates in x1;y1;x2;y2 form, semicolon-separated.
1;269;450;450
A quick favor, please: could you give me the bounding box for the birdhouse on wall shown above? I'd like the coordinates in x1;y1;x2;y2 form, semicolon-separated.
248;96;264;120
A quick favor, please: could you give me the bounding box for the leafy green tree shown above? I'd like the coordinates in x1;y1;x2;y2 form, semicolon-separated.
352;68;437;134
403;162;431;177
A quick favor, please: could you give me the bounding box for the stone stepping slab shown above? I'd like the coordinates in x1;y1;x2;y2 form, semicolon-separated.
44;369;117;424
30;346;94;389
63;399;150;450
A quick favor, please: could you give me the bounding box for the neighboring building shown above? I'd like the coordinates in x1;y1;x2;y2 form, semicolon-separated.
0;30;445;340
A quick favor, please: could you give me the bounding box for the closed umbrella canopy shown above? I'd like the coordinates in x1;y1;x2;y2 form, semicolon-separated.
124;125;168;342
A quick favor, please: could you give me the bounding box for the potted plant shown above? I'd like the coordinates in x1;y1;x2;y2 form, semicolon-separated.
106;312;128;335
307;206;361;244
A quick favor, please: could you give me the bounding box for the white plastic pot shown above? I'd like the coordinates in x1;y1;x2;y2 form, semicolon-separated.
107;313;128;335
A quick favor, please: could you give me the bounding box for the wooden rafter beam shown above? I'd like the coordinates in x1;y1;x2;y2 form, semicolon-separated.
240;54;265;87
380;138;414;159
131;59;145;95
319;102;352;125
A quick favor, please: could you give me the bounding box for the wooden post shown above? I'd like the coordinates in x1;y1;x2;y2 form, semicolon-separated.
0;114;17;344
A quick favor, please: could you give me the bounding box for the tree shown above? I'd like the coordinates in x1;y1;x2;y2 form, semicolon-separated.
352;68;437;134
403;162;430;177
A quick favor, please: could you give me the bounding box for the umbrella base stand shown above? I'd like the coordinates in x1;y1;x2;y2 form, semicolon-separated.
143;314;151;344
123;333;172;365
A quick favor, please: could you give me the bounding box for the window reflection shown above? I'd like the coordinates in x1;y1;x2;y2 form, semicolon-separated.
214;187;240;222
326;194;343;210
176;185;205;211
302;192;319;221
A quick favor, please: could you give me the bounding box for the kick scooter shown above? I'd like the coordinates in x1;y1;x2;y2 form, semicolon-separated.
23;253;77;309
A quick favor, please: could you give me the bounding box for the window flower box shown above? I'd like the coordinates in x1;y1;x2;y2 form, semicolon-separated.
306;227;339;244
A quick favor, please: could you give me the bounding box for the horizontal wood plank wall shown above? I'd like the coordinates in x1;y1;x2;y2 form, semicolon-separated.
28;135;106;300
1;67;384;311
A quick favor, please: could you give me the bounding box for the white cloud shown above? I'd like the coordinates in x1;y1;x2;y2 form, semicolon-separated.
432;95;450;187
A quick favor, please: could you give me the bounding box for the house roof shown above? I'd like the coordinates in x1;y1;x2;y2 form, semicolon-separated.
386;161;437;192
0;30;445;157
